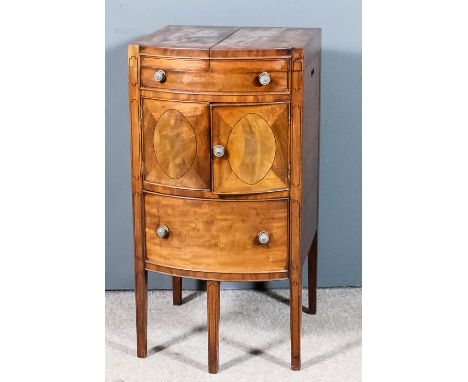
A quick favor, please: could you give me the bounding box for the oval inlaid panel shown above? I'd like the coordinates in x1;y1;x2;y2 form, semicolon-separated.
153;109;197;179
227;113;276;185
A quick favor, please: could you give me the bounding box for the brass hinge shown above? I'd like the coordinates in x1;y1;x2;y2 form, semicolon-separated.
288;162;291;183
141;161;145;177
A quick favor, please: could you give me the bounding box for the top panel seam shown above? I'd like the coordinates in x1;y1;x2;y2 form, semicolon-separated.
208;28;241;58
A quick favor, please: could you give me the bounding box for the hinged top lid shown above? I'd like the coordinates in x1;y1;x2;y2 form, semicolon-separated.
137;25;320;59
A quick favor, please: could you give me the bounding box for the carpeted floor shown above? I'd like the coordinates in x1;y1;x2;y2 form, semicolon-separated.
106;288;361;382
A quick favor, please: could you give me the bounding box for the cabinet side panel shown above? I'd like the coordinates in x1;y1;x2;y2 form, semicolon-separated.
300;33;321;264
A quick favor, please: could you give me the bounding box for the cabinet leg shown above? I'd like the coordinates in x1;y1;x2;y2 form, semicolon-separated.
307;232;318;315
172;276;182;305
135;267;148;358
290;275;302;370
207;280;220;374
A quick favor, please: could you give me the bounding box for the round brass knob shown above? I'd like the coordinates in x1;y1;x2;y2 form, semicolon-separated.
213;144;225;158
154;69;166;82
258;72;271;86
156;225;169;238
257;231;270;244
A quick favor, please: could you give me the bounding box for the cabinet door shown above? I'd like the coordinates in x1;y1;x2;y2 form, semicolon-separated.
142;98;210;190
211;103;289;194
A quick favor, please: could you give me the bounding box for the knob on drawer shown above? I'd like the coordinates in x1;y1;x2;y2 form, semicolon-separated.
156;225;169;238
153;69;166;82
212;144;225;158
257;231;270;244
258;72;271;86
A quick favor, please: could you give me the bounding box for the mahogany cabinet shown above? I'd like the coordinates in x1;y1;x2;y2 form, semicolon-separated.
128;25;321;373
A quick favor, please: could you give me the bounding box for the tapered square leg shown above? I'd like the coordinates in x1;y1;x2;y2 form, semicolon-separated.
307;232;318;315
207;280;220;374
172;276;182;305
290;275;302;371
135;267;148;358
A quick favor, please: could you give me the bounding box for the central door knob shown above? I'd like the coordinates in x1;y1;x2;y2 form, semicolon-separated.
212;145;225;158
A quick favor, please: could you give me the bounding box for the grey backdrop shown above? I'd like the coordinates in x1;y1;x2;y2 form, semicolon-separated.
106;0;361;289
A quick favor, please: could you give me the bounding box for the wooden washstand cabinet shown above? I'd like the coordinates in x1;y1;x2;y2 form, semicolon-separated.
128;25;321;374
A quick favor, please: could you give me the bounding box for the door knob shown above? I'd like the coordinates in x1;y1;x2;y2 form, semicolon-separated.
258;72;271;86
156;225;169;238
154;69;166;82
213;145;225;158
257;231;270;244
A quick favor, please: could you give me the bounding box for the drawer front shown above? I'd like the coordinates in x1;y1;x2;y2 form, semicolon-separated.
211;103;290;194
140;57;289;93
142;98;211;190
144;194;288;273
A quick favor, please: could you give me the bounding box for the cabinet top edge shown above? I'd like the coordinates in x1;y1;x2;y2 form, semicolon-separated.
132;25;321;59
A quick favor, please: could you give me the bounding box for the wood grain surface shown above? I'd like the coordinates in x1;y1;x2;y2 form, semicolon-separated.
289;48;305;371
144;193;289;274
207;280;220;373
142;98;211;190
142;181;290;200
172;276;182;306
138;25;238;58
137;25;319;59
211;27;320;58
140;88;290;103
140;58;289;94
128;44;148;358
300;42;322;266
211;102;289;194
145;262;287;282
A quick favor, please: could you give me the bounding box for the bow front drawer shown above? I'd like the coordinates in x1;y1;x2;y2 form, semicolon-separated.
144;193;288;274
139;57;290;93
